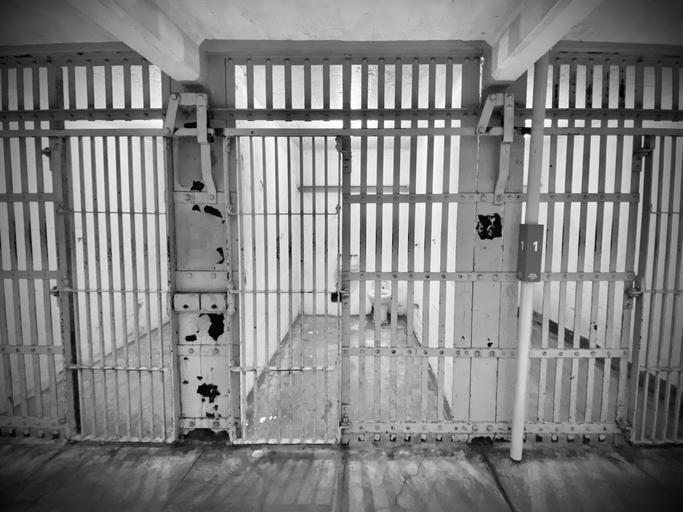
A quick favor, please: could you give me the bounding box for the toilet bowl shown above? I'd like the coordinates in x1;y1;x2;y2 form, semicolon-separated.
368;281;392;323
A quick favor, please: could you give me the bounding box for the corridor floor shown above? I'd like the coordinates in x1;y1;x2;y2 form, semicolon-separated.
1;438;682;511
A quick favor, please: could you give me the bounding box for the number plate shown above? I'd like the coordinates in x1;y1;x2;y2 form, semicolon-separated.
516;224;544;282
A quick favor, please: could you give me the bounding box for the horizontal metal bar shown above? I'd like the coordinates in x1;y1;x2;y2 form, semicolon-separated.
0;193;56;202
228;289;333;294
0;345;61;355
531;348;629;358
211;108;483;122
177;345;229;357
346;271;518;282
70;434;171;443
0;129;165;138
345;192;639;204
642;289;682;294
61;289;168;293
520;108;683;122
545;127;683;136
342;347;627;358
57;209;166;216
226;205;340;216
67;365;169;372
300;186;408;194
222;127;504;137
348;421;621;435
230;438;333;445
344;347;517;358
541;272;635;281
639;366;683;372
345;272;634;282
543;193;639;203
0;416;64;430
0;108;164;123
229;366;337;372
0;270;58;279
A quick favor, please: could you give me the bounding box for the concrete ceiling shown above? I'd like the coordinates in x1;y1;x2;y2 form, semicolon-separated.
1;0;681;85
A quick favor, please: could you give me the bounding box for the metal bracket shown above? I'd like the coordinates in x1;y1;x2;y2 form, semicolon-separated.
632;135;654;173
477;93;505;135
494;93;515;205
165;92;217;204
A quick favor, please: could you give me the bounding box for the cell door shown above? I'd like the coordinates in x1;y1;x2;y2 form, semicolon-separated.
229;135;342;443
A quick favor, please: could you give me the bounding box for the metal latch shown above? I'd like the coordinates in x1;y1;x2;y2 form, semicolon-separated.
625;276;644;309
632;136;653;173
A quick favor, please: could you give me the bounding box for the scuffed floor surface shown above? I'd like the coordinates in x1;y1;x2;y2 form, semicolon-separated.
1;439;682;512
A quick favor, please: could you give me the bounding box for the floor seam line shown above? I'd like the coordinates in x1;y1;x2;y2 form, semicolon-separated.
479;447;519;512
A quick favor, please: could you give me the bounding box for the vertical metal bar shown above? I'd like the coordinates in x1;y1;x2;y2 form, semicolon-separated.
67;61;76;109
35;133;58;419
284;59;292;110
48;60;80;436
617;62;639;428
658;138;677;441
248;136;259;439
286;136;294;442
437;59;454;421
603;62;625;423
273;136;282;442
1;133;23;419
323;60;330;111
569;64;594;425
406;58;419;421
452;58;478;424
246;59;254;110
51;134;81;436
102;136;121;439
554;62;577;423
648;136;667;440
127;135;143;440
142;61;151;110
311;136;318;440
538;63;560;423
670;137;683;441
323;136;330;442
298;136;305;440
358;59;368;424
151;136;165;441
236;138;249;440
510;53;548;461
304;59;312;110
375;60;386;423
261;137;271;441
123;59;132;110
86;60;95;110
420;59;436;421
114;137;132;439
340;56;352;444
140;136;154;440
390;59;402;422
265;59;273;110
104;60;113;110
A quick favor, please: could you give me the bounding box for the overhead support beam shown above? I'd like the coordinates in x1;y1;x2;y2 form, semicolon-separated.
65;0;206;87
484;0;605;88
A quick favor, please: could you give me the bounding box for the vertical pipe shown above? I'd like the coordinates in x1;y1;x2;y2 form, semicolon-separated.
510;53;548;462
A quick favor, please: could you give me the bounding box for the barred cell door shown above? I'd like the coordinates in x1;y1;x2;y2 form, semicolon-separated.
229;135;343;444
630;134;683;444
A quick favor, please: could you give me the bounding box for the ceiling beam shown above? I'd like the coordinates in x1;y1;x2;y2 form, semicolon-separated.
484;0;605;87
65;0;205;85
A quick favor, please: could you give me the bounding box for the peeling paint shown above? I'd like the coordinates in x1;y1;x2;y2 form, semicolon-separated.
191;180;205;191
199;313;225;341
191;204;201;212
476;214;503;240
185;334;197;342
203;205;223;219
197;383;221;403
216;247;225;264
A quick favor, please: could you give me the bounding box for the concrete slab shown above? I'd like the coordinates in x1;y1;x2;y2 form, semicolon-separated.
1;438;682;512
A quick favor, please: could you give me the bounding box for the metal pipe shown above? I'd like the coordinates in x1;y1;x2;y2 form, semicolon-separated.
510;53;549;462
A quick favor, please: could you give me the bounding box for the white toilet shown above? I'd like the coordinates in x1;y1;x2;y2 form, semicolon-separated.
368;281;392;323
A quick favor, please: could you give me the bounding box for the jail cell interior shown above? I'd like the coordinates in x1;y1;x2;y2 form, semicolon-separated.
0;51;175;442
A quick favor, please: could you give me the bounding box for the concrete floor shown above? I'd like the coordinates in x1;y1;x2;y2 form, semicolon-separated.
1;438;682;512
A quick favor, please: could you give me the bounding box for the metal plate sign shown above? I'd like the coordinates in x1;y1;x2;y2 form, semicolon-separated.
516;224;544;282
